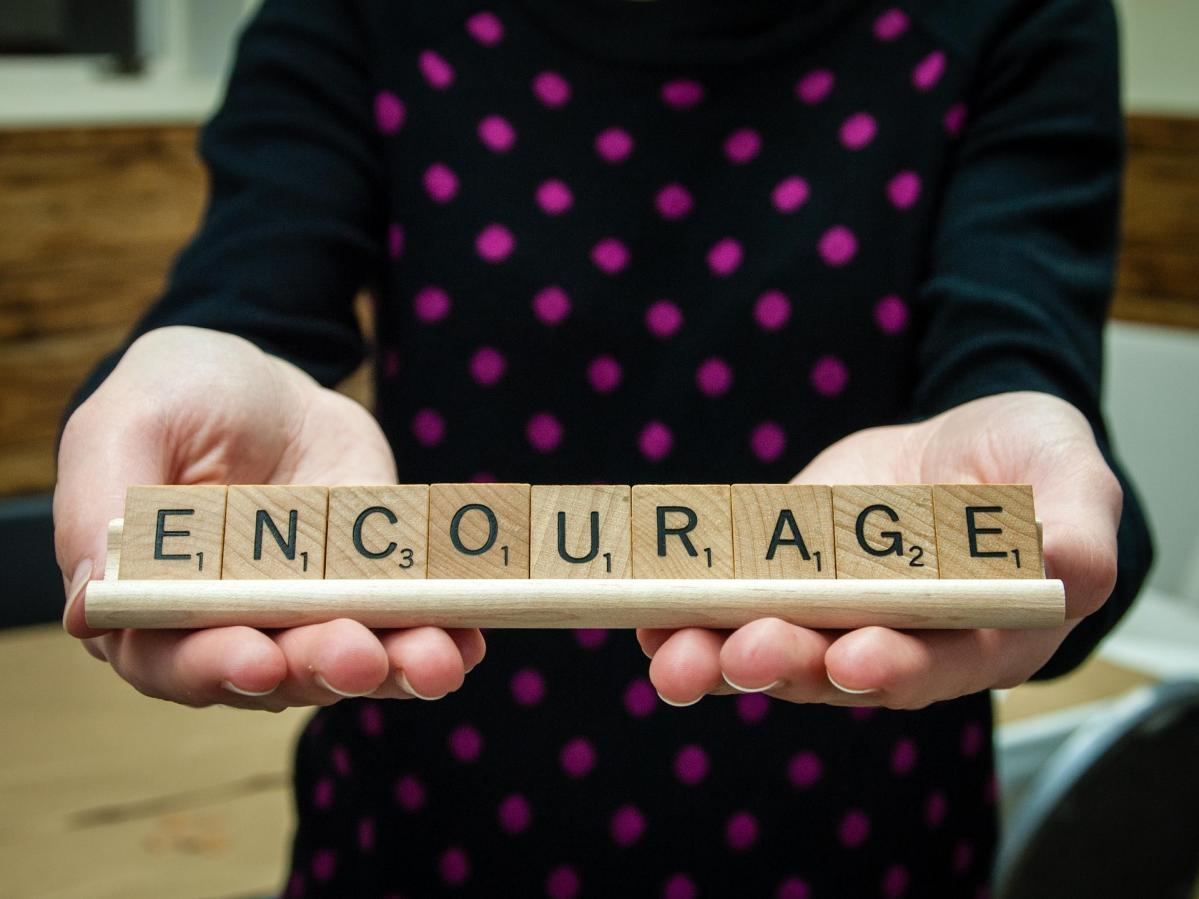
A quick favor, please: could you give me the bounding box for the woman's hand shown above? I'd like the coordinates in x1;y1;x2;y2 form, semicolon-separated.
55;326;484;711
638;391;1122;709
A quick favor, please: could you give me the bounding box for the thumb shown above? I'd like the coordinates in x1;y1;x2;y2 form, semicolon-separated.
54;394;166;638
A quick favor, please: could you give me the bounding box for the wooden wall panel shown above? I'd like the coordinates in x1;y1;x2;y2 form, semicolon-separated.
0;116;1195;496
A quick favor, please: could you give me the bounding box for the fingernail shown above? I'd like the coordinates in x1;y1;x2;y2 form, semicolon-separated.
722;673;783;694
657;690;702;708
62;558;93;630
827;671;879;696
314;672;373;698
396;670;447;701
221;680;277;698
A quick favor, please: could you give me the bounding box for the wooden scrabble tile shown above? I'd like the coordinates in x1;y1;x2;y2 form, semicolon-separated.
933;484;1042;579
731;484;835;579
325;485;429;579
631;485;733;578
222;485;328;579
832;485;938;579
118;485;227;580
428;484;530;578
530;485;631;578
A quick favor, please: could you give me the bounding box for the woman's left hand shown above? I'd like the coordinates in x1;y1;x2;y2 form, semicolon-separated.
637;391;1122;709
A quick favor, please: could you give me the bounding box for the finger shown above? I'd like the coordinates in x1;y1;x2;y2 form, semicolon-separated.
446;628;487;672
635;628;676;659
375;627;470;700
824;624;1071;710
271;618;391;705
647;628;728;706
718;617;834;699
104;625;287;707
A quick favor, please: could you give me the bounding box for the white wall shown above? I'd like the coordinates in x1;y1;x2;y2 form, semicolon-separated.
1113;0;1199;114
1103;323;1199;607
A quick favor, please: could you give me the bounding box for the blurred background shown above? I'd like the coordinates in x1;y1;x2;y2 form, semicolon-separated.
0;2;1196;897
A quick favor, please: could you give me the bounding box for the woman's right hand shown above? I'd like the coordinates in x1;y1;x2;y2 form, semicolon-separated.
54;325;484;710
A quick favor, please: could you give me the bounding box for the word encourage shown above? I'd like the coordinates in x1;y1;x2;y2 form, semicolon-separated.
118;483;1043;582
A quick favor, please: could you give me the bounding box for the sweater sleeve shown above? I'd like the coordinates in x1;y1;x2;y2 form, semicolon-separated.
911;0;1152;679
70;0;384;406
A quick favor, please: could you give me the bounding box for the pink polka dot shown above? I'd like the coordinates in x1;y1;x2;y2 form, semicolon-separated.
418;50;455;90
873;8;909;41
587;355;622;393
476;223;515;262
497;793;532;834
591;237;630;275
944;102;968;136
359;703;383;736
313;777;334;809
595;127;634;163
872;297;907;339
726;811;759;851
754;291;791;331
413;285;451;323
961;721;984;757
574;628;608;648
724;128;761;164
374;91;405;133
777;877;811;899
471;471;496;483
840;112;878;150
850;705;876;722
611;805;646;846
706;238;743;277
533;285;571;325
839;809;870;848
674;745;709;785
750;421;787;463
465;10;503;46
788;750;823;789
736;691;770;723
533;70;571;107
984;773;999;806
478;114;516;153
449;723;483;762
664;873;697;899
926;791;947;828
387;223;405;259
892;738;918;775
772;176;810;213
954;840;974;874
527;412;563;453
796;69;834;104
655;183;693;220
818;225;858;266
382;348;400;380
412;408;445;447
423;162;458;203
510;667;546;706
560;736;596;778
332;744;351;777
440;846;470;886
646;300;683;338
394;774;425;811
638;421;673;461
882;864;910;898
810;355;849;396
312;848;337;882
546;865;580;899
536;179;574;215
913;50;947;91
469;346;506;386
661;79;704;109
696;357;733;397
887;170;921;209
358;817;375;853
624;678;657;717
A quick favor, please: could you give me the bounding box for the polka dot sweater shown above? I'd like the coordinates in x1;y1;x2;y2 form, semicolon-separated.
77;0;1153;895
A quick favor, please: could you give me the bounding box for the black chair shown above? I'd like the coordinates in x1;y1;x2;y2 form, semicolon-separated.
995;679;1199;899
